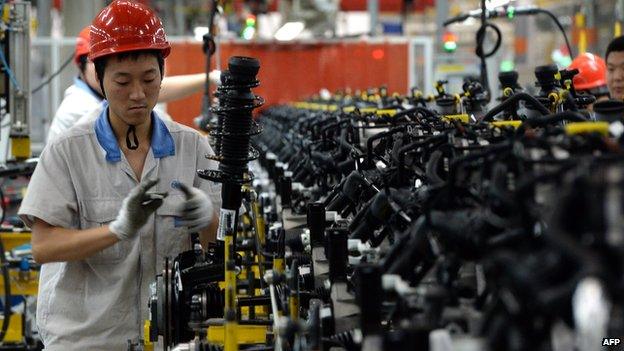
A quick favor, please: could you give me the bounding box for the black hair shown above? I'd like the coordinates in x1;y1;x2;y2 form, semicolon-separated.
606;36;624;62
93;49;165;97
78;55;88;73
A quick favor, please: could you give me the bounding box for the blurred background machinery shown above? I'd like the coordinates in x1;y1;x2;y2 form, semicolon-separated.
3;0;624;350
0;2;40;349
21;0;624;154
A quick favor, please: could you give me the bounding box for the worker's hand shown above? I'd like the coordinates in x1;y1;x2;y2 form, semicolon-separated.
209;70;222;86
177;182;214;233
110;178;167;241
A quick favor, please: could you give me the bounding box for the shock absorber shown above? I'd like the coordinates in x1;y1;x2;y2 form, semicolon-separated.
198;56;264;243
198;56;263;351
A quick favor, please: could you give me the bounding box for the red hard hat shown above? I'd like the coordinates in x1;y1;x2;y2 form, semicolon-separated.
88;0;170;61
74;26;91;64
568;53;607;91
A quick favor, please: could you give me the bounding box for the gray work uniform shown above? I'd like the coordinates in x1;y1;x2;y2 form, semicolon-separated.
19;103;221;350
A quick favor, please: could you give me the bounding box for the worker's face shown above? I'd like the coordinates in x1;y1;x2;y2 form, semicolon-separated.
81;59;102;95
607;51;624;100
99;54;161;126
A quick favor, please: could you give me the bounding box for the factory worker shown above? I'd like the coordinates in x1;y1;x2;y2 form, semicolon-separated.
47;25;221;143
606;35;624;100
568;53;609;109
18;1;220;348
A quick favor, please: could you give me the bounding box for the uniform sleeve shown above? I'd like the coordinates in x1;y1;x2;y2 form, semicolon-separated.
18;143;78;228
194;135;222;212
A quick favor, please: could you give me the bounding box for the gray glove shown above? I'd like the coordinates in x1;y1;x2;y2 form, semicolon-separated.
178;182;214;233
110;178;167;240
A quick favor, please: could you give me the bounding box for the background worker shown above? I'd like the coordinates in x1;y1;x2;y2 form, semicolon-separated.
18;1;220;348
48;25;221;142
606;35;624;100
568;52;610;109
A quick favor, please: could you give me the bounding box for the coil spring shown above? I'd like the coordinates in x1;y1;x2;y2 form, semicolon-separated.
329;329;360;351
287;252;311;265
209;56;264;180
299;272;315;291
314;286;330;301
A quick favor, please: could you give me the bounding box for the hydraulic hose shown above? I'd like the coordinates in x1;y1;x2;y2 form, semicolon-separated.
516;111;588;135
534;8;574;58
475;0;502;101
425;150;446;186
481;92;551;121
393;106;438;120
522;111;588;126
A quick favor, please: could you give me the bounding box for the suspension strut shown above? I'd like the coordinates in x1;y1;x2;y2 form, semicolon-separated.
198;56;263;351
199;55;264;243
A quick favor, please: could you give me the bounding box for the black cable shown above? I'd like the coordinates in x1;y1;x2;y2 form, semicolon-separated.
200;0;219;121
535;8;574;59
30;53;74;95
0;185;10;342
443;13;471;26
393;106;438;119
517;111;587;133
475;22;502;60
481;92;551;121
475;0;502;103
445;5;573;91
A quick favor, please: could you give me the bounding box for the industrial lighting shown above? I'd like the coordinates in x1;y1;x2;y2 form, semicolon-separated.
242;15;256;40
442;31;458;53
274;21;305;41
194;26;209;42
242;26;255;40
372;49;385;60
486;0;512;11
500;60;515;72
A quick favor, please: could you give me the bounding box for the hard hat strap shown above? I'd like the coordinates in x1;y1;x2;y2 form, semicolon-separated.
126;125;139;150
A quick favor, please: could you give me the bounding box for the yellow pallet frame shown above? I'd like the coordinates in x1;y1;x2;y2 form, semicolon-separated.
0;232;31;251
207;324;268;345
0;313;24;343
0;270;39;296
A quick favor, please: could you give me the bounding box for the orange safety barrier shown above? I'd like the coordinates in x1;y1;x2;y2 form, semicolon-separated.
165;40;409;127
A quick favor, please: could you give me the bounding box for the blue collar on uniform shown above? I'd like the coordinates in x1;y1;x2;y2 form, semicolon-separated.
94;102;176;162
74;77;102;100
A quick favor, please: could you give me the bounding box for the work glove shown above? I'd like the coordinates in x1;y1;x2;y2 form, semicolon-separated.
178;182;214;233
109;178;167;241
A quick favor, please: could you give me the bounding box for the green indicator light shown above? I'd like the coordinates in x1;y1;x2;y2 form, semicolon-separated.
242;26;255;40
443;41;457;52
500;60;514;72
507;6;515;19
